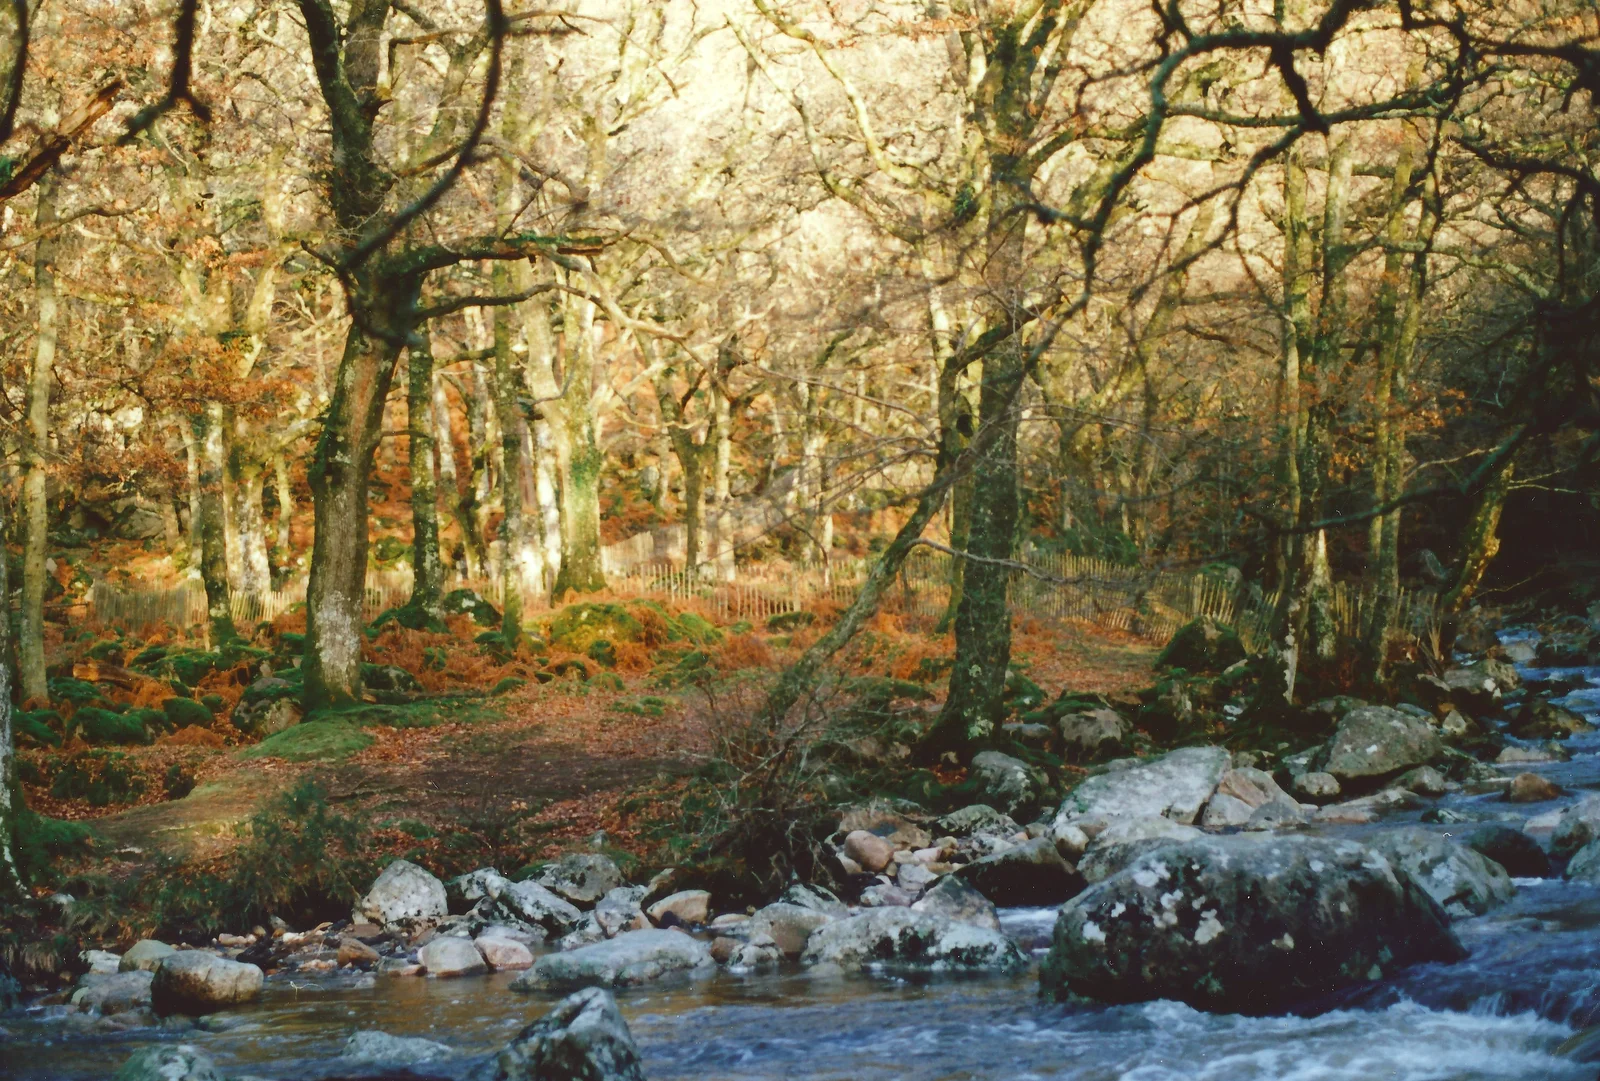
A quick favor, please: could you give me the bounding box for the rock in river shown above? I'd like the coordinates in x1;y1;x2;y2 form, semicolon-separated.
114;1045;221;1081
1053;746;1230;826
511;929;712;992
1323;706;1444;786
419;935;489;978
1365;827;1514;918
357;859;448;932
801;908;1025;972
493;987;646;1081
537;853;625;908
342;1030;453;1065
151;951;264;1016
954;836;1084;906
1041;834;1465;1014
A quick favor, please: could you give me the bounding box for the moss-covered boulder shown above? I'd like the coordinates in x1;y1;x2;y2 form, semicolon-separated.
442;588;501;627
163;697;215;729
239;719;372;762
17;710;63;748
48;676;107;708
125;707;172;736
550;604;644;653
766;610;815;633
70;707;151;745
1156;616;1246;674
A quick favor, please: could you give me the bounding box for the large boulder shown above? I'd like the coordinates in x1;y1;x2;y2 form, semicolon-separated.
748;902;839;957
342;1030;453;1066
954;836;1084;906
492;987;647;1081
419;935;489;978
970;750;1048;820
119;939;177;972
838;806;933;851
800;908;1025;972
777;882;849;916
909;876;1001;932
537;853;625;909
1041;835;1465;1014
1057;709;1130;762
1077;816;1203;883
1550;797;1600;860
593;887;650;937
1465;824;1550;879
1053;747;1230;826
1364;827;1514;918
511;929;712;992
1510;699;1592;740
151;951;264;1016
1156;616;1246;673
1323;706;1443;785
357;860;448;933
492;879;584;937
114;1045;221;1081
1565;841;1600;884
72;970;154;1015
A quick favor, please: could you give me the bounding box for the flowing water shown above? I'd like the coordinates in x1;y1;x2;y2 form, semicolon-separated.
7;652;1600;1081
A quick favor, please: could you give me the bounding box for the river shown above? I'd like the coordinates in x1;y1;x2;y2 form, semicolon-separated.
6;651;1600;1081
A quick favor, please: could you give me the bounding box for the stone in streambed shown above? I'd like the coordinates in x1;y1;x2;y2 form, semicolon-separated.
1041;834;1465;1014
492;878;584;936
801;908;1024;972
843;830;896;873
909;876;1001;932
1506;772;1563;803
113;1045;221;1081
151;952;263;1016
954;836;1083;906
646;889;711;926
356;859;448;933
1054;746;1229;826
1323;706;1443;786
537;853;625;908
72;971;154;1016
511;929;713;992
1464;825;1550;878
492;987;646;1081
747;903;838;957
419;936;488;978
1365;827;1514;918
341;1030;453;1065
119;939;176;973
476;936;535;970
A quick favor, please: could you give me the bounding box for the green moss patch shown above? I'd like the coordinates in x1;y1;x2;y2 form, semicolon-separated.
239;720;375;762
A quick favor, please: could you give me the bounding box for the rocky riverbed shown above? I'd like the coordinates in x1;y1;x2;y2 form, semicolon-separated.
7;624;1600;1080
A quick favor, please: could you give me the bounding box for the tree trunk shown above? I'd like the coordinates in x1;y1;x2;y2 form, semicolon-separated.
407;332;445;615
712;385;735;581
668;426;707;571
193;405;238;647
303;283;412;710
19;171;60;704
492;260;528;643
232;459;272;595
1441;459;1514;614
0;487;24;899
926;342;1025;756
432;376;469;576
552;295;606;599
272;453;295;574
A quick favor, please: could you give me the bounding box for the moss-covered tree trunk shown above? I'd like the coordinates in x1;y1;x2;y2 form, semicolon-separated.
552;294;606;599
272;453;295;573
1441;458;1515;614
492;260;529;643
230;456;272;595
304;281;414;710
19;170;59;705
192;405;238;648
406;333;445;616
0;488;24;899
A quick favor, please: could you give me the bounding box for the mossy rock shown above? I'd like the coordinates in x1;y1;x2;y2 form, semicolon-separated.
240;720;374;762
1003;670;1048;712
164;696;215;729
766;610;815;633
442;588;501;627
277;632;306;654
548;658;591;681
17;710;63;748
49;751;147;805
586;639;618;668
126;707;172;735
70;707;151;745
200;693;226;713
668;610;722;646
363;664;423;694
1156;616;1246;674
653;650;710;688
86;639;126;662
592;672;624;692
133;645;169;666
550;603;644;653
372;603;446;633
48;677;106;708
491;677;527;696
158;649;225;687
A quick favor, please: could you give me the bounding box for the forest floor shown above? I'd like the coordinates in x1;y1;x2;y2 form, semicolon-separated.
19;602;1160;904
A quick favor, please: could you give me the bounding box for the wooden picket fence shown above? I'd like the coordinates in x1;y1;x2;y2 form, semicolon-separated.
86;545;1441;654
